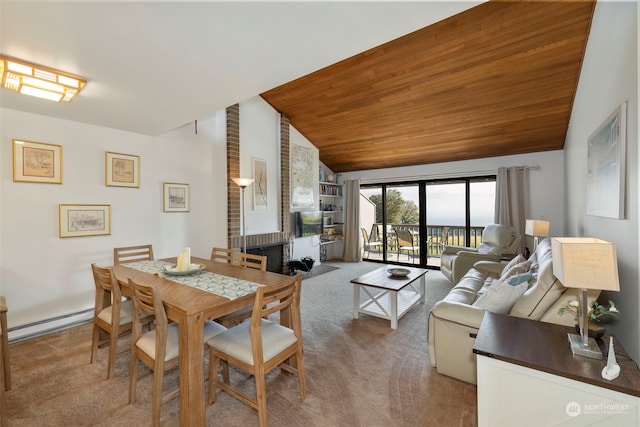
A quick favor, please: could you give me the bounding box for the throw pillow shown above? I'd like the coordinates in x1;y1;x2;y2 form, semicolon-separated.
501;254;526;276
506;271;533;286
500;260;532;281
472;278;528;314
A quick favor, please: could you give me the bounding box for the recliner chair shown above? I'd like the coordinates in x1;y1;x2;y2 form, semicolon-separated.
440;224;521;283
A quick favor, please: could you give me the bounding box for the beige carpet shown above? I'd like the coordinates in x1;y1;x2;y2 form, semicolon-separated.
5;261;477;426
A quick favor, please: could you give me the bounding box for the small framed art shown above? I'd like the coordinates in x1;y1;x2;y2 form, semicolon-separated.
13;139;62;184
106;151;140;188
163;182;190;212
253;158;268;210
59;204;111;238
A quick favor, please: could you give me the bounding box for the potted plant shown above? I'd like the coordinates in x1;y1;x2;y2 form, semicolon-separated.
558;299;620;339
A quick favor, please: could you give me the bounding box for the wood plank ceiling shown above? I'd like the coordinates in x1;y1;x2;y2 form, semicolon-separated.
261;0;595;173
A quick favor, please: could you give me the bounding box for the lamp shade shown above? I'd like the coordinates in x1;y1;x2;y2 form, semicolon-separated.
551;237;620;291
232;177;254;188
525;219;550;237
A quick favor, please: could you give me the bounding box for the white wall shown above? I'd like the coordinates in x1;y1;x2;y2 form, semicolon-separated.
564;1;639;361
239;97;281;235
340;150;565;237
0;108;227;337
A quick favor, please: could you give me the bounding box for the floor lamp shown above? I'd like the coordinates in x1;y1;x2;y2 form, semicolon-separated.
232;177;254;261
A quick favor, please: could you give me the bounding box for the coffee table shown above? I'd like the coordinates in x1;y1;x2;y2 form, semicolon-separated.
350;265;428;329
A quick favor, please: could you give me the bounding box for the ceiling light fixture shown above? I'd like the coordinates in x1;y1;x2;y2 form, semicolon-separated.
0;56;86;102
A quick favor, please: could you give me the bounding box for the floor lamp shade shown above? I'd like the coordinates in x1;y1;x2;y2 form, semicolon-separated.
551;237;620;359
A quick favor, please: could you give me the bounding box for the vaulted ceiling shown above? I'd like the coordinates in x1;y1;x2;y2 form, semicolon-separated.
261;0;596;173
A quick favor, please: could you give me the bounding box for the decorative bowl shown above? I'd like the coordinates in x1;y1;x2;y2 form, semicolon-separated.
164;264;206;276
387;268;411;277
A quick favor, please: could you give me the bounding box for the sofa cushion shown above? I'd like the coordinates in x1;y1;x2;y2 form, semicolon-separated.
510;238;566;320
501;254;526;276
472;278;528;314
506;271;533;286
500;260;532;281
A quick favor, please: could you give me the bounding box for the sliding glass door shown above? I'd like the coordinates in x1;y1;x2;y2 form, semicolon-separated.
360;176;495;269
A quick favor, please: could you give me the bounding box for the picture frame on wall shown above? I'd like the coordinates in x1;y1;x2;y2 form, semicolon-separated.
163;182;190;212
13;139;62;184
253;158;268;210
105;151;140;188
586;102;627;219
59;204;111;238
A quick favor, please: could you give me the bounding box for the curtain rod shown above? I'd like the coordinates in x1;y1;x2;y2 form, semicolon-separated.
355;165;540;184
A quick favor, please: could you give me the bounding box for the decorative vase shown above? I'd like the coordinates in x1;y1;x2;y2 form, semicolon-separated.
575;323;606;340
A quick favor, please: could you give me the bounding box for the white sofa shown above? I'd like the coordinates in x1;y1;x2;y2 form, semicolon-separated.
440;224;522;284
427;237;599;384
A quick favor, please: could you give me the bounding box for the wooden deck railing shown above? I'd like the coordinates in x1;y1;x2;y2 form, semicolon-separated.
369;223;485;257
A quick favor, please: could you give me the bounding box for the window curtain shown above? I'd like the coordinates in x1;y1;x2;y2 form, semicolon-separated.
495;166;529;250
343;179;361;262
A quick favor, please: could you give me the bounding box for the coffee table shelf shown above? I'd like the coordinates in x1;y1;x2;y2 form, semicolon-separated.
351;266;427;329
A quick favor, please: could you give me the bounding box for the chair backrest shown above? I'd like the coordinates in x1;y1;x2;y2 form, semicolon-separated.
128;278;168;341
396;230;414;247
211;247;237;264
238;253;267;271
91;263;123;313
439;227;450;244
477;225;520;255
361;228;369;244
114;245;154;265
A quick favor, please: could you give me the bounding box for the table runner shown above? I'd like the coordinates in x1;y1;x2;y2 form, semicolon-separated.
124;260;264;300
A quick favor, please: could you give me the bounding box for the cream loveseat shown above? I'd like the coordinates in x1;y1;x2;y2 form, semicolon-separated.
427;237;599;384
440;224;522;284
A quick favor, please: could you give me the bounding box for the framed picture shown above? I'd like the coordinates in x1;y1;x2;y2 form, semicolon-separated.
105;152;140;188
163;182;190;212
291;144;315;208
586;102;627;219
13;139;62;184
253;158;268;210
59;204;111;238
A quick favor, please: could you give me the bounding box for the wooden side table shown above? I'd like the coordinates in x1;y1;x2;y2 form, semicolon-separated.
473;312;640;427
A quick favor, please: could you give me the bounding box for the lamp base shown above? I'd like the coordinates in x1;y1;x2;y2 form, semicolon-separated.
568;333;602;360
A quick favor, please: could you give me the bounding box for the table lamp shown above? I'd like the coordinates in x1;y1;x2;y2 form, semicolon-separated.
232;177;254;260
525;219;550;250
551;237;620;359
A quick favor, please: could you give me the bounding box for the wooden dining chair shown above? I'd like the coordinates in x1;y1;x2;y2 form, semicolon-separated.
210;247;237;265
215;252;268;328
238;253;267;271
207;276;306;427
90;263;152;379
0;296;9;392
128;277;226;427
114;244;154;265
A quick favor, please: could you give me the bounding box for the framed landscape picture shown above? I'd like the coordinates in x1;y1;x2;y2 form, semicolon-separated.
59;204;111;238
163;182;190;212
105;151;140;187
586;102;627;219
13;139;62;184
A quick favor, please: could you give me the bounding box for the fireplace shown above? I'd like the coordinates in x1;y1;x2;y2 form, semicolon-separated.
246;243;284;274
230;231;292;275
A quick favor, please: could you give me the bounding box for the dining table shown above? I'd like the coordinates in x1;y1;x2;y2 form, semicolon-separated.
112;255;301;427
